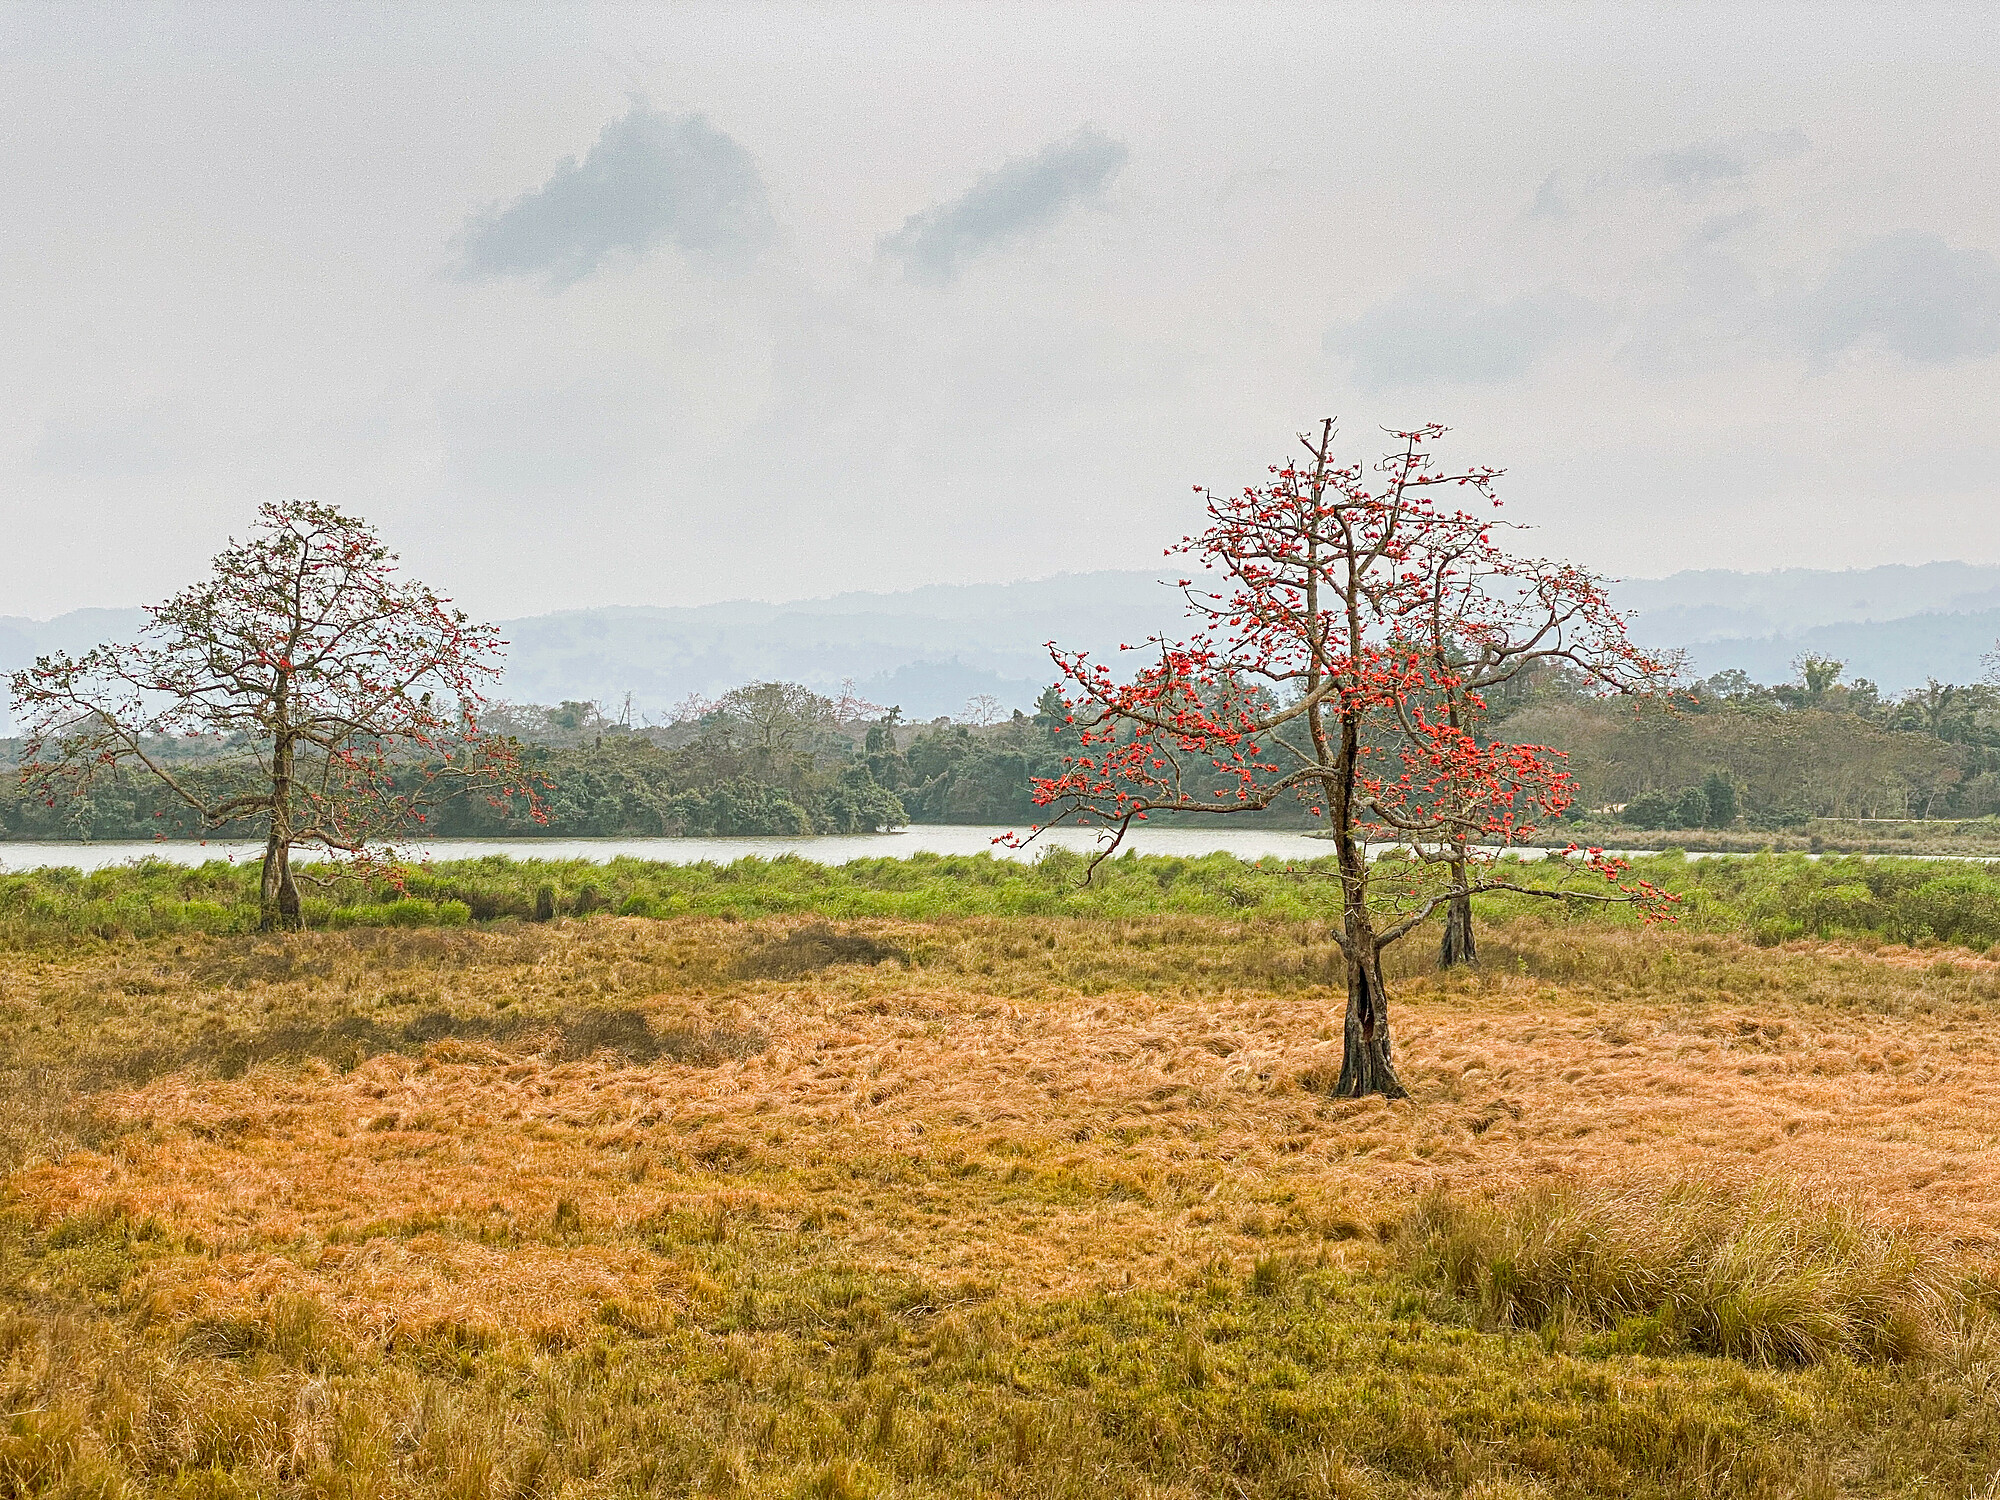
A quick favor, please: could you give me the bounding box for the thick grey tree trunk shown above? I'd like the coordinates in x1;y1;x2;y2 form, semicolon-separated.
260;717;302;931
259;835;301;931
1440;880;1477;969
1336;944;1409;1098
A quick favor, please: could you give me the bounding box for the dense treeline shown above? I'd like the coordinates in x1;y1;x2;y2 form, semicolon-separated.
1497;655;2000;830
1;680;1321;841
1;682;905;841
438;687;1096;836
10;656;2000;842
0;683;1080;841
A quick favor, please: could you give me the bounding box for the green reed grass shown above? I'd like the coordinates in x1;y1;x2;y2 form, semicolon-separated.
8;845;2000;950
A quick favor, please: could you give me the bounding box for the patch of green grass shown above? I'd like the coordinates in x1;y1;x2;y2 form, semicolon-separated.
10;845;2000;953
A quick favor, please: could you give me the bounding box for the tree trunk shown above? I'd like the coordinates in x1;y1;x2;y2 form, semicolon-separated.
1439;859;1477;968
260;716;301;931
260;836;302;931
1335;944;1408;1099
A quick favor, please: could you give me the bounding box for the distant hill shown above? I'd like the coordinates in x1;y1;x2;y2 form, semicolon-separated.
0;609;151;734
0;609;151;664
7;563;2000;732
1616;562;2000;646
490;571;1183;723
1667;610;2000;690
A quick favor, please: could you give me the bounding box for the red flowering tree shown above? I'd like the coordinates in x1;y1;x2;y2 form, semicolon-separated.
1016;421;1674;1098
8;500;537;929
1386;523;1672;967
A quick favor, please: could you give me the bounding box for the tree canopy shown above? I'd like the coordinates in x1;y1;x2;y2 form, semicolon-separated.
8;501;532;926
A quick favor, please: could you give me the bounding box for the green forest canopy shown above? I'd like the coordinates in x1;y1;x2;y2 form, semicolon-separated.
8;659;2000;841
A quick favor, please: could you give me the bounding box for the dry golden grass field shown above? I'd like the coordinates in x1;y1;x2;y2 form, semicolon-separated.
4;911;2000;1498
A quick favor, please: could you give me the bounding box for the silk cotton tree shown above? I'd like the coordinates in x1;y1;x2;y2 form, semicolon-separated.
1387;524;1671;968
9;500;534;929
1016;421;1674;1099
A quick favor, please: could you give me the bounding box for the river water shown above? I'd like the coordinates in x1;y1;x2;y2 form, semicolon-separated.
0;826;1373;873
5;831;1977;877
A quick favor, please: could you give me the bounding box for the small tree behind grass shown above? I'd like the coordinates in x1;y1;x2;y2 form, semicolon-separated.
8;500;536;930
1674;785;1712;829
1393;506;1667;968
1700;770;1738;828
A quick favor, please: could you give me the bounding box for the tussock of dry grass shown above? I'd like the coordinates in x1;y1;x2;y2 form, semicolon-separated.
731;921;907;980
1401;1179;1952;1365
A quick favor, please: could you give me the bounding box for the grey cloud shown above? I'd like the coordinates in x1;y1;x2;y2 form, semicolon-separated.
1695;208;1762;244
879;126;1127;285
1781;231;2000;364
1530;129;1809;217
454;104;773;287
1527;171;1566;219
1326;287;1596;392
1557;230;1999;378
1629;129;1807;194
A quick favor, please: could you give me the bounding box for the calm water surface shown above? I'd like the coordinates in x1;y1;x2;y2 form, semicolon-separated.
1;826;1371;873
4;832;1969;876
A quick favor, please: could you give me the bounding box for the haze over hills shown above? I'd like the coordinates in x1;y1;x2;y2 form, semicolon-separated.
1614;563;2000;644
1616;562;2000;692
6;563;2000;731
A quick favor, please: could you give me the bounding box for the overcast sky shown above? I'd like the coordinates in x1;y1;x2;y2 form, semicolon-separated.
3;2;1997;621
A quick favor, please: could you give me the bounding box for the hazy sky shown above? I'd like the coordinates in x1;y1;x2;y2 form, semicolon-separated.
3;2;1997;621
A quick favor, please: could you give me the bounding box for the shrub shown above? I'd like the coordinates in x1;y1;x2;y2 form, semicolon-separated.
1798;881;1881;936
1701;771;1738;828
181;900;235;930
1400;1179;1949;1365
1620;791;1678;829
1890;873;2000;947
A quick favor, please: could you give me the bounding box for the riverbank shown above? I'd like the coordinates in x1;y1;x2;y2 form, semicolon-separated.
12;813;2000;872
0;825;1342;875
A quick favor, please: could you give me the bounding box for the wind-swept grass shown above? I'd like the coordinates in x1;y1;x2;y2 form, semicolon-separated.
0;1211;1893;1500
6;895;2000;1492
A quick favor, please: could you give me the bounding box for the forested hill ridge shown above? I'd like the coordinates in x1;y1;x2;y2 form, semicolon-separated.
1614;561;2000;640
1616;562;2000;689
7;562;2000;733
